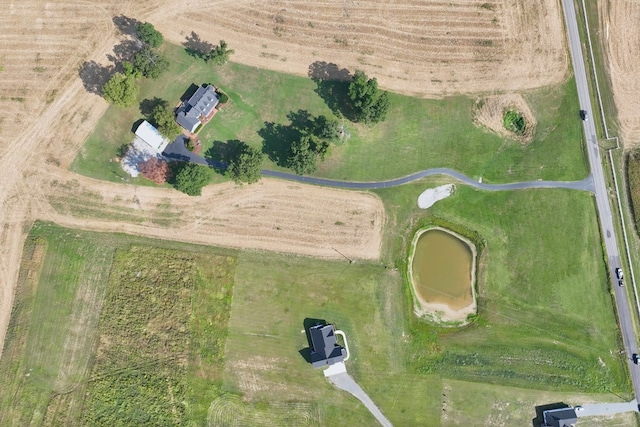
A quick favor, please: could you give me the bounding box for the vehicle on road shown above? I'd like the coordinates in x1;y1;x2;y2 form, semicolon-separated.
633;354;639;365
619;279;624;287
616;268;624;280
580;110;588;121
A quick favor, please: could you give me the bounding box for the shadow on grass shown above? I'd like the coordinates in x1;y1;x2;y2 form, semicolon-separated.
205;140;245;175
308;61;353;120
139;97;167;122
298;318;327;364
183;31;214;60
258;122;297;167
531;402;571;427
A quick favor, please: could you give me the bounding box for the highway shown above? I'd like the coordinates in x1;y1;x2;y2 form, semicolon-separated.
561;0;640;398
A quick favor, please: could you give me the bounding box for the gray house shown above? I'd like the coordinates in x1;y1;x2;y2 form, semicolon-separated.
309;324;346;368
542;408;577;427
175;84;219;133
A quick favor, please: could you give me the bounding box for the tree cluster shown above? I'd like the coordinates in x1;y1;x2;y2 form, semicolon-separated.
102;22;169;107
347;70;390;124
151;100;181;140
203;40;235;65
226;141;264;185
174;163;212;196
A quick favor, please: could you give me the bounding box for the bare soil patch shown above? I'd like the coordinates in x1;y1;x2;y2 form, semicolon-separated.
599;0;640;148
473;94;537;144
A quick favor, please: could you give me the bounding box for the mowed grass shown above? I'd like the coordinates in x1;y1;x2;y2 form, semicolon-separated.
73;41;587;184
375;181;629;394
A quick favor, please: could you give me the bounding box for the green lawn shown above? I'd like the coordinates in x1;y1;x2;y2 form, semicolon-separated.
73;41;588;185
0;188;631;426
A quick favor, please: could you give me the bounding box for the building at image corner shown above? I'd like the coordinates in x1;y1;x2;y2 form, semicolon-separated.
309;324;346;368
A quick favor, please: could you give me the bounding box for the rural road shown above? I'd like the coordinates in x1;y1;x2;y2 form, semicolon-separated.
561;0;640;400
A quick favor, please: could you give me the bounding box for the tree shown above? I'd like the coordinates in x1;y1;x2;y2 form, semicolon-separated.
227;141;263;184
204;40;235;65
139;157;171;184
102;72;139;107
133;47;169;79
288;134;319;175
151;101;181;140
347;70;390;124
135;22;163;48
174;163;212;196
313;115;340;144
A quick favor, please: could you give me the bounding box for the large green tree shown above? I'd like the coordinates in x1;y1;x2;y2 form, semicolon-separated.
151;101;181;140
288;134;322;175
102;72;139;107
347;70;390;124
135;22;163;48
204;40;235;65
174;163;212;196
227;141;263;184
133;47;169;79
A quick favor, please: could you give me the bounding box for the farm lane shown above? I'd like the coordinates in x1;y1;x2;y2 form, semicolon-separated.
562;0;640;401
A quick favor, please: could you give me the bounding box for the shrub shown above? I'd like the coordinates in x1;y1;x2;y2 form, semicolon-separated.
139;157;171;184
503;110;526;135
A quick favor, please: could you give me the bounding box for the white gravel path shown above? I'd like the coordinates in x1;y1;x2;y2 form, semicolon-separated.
418;184;455;209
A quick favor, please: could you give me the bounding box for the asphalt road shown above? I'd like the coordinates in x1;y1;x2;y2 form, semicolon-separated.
561;0;640;399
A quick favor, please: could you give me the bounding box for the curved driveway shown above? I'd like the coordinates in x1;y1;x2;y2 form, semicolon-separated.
262;168;595;192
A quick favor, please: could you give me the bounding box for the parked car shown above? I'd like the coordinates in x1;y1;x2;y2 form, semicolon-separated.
633;354;639;364
580;110;588;121
619;279;624;287
616;268;624;280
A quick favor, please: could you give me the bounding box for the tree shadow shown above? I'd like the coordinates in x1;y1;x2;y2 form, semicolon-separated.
183;31;214;60
139;97;167;122
180;83;200;102
286;109;313;132
258;121;298;167
531;402;570;427
298;318;327;364
308;61;353;119
78;60;115;94
112;15;142;37
106;38;143;65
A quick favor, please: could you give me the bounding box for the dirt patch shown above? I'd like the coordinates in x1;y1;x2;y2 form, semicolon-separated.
473;94;537;144
599;0;640;148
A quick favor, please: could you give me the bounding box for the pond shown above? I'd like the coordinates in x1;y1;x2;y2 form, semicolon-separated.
409;227;476;321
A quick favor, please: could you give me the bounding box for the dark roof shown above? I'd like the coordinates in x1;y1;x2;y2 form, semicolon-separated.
309;324;346;368
176;85;219;132
543;408;577;427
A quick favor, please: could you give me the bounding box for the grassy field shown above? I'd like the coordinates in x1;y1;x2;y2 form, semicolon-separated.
1;184;632;426
73;41;588;185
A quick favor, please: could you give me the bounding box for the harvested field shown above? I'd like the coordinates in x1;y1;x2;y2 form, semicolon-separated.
599;0;640;148
473;94;537;144
149;0;568;97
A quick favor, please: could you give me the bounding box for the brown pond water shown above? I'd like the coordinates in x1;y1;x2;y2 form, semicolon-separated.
411;229;473;311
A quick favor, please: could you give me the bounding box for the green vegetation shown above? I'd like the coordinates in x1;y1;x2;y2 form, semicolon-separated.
626;149;640;232
0;188;631;424
74;41;587;184
348;69;390;124
204;40;235;65
226;140;264;184
133;47;169;79
135;21;163;48
174;163;213;196
102;72;139;107
151;99;181;139
503;109;526;135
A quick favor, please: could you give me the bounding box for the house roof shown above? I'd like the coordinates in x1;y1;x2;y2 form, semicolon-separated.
134;120;169;153
309;324;346;368
176;84;219;132
543;408;577;427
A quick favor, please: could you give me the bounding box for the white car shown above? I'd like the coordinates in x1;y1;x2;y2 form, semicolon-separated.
616;268;624;280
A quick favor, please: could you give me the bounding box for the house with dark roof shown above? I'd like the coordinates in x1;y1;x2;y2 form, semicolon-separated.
309;324;346;368
175;84;219;133
542;408;577;427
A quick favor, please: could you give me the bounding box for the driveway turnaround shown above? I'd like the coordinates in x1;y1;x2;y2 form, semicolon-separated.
326;370;393;427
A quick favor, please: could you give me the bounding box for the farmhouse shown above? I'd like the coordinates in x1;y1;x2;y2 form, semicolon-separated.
175;84;219;133
542;407;577;427
134;120;169;153
309;324;347;368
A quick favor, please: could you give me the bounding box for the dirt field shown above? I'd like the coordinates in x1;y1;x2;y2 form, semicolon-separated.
598;0;640;148
0;0;569;357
